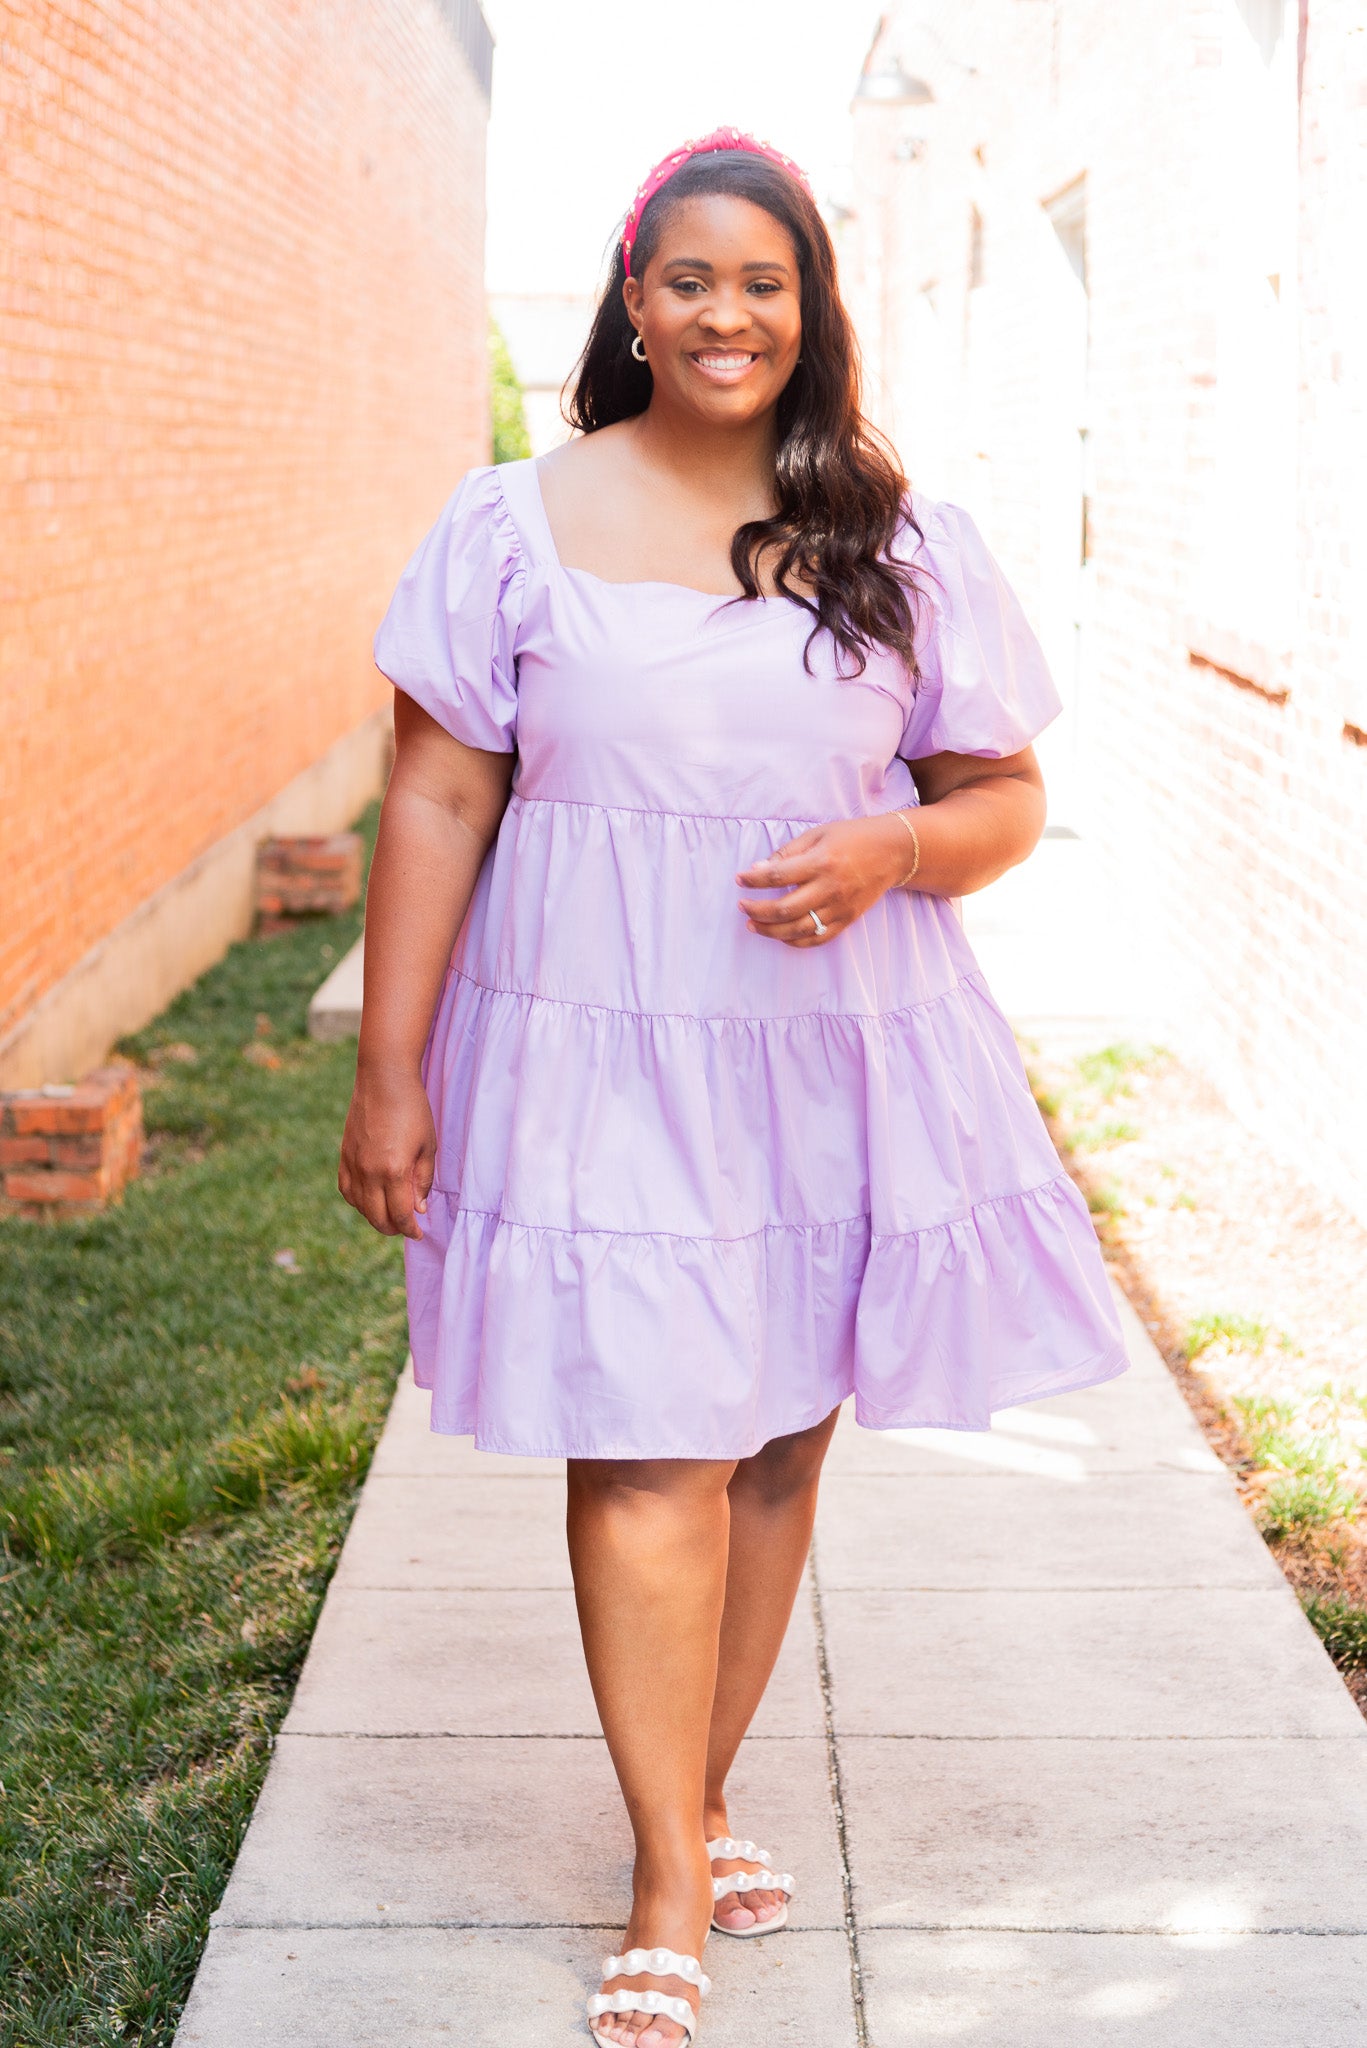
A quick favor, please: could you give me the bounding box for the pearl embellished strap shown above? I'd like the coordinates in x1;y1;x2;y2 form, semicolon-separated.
588;1950;708;2043
602;1948;709;1990
711;1866;796;1900
706;1837;771;1865
588;1987;698;2036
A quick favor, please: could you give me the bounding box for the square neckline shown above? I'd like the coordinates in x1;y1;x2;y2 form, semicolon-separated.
519;456;774;605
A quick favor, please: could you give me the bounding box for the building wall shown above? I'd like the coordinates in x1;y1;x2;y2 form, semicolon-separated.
848;0;1367;1222
0;0;491;1080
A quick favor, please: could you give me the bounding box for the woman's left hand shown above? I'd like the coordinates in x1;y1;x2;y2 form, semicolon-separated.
737;814;913;946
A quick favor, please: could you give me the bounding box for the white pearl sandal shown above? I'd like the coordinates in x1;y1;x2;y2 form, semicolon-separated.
586;1946;711;2046
707;1836;796;1937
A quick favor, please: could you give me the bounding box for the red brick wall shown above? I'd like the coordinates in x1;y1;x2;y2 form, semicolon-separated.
849;0;1367;1221
0;0;489;1049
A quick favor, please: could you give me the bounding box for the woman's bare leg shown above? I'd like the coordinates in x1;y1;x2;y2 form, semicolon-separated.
567;1456;736;2047
704;1407;841;1931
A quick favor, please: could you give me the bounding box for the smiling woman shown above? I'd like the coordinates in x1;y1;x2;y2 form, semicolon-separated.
345;130;1128;2048
563;135;920;671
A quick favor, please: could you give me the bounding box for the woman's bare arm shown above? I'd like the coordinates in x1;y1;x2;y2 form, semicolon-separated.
736;746;1046;947
901;743;1047;893
339;691;514;1237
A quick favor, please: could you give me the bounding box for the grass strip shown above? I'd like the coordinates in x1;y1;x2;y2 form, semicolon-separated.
0;805;404;2048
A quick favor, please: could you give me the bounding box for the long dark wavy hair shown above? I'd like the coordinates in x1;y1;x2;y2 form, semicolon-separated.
566;151;923;676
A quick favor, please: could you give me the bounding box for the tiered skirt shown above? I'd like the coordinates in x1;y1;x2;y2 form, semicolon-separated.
405;793;1128;1456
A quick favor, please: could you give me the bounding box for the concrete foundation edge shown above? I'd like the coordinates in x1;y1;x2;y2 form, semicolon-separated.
0;709;392;1088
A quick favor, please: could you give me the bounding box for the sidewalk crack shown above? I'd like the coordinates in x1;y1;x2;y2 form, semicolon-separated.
810;1532;869;2048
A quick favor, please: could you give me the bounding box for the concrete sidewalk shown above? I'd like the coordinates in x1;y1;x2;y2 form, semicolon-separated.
175;1284;1367;2046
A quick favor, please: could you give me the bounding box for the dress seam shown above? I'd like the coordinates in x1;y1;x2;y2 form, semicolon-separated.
443;962;988;1029
506;790;922;827
426;1171;1075;1241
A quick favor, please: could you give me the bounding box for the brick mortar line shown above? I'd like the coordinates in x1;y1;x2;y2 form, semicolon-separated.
809;1534;870;2048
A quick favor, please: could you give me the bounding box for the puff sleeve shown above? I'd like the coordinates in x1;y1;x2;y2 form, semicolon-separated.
898;501;1062;761
373;465;524;753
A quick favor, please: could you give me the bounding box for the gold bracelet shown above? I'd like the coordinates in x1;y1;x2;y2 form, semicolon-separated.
893;807;921;888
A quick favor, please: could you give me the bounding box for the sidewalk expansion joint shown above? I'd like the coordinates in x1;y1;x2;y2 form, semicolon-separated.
835;1731;1367;1742
817;1582;1276;1593
211;1916;845;1933
335;1582;576;1592
809;1532;870;2048
821;1467;1229;1479
861;1920;1367;1938
281;1729;610;1740
277;1728;824;1741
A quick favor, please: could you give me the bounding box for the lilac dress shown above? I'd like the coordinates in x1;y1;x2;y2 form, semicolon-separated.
373;457;1127;1457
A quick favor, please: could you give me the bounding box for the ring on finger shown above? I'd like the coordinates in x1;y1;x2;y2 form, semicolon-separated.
809;909;828;936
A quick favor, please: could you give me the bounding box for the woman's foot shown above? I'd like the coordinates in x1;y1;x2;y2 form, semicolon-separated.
591;1854;713;2046
704;1808;787;1933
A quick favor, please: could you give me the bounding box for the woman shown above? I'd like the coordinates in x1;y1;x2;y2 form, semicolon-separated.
341;130;1127;2048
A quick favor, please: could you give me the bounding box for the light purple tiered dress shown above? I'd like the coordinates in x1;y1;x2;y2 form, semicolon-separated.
373;457;1127;1457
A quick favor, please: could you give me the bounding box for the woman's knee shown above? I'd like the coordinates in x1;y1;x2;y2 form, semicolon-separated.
567;1456;736;1517
731;1410;839;1506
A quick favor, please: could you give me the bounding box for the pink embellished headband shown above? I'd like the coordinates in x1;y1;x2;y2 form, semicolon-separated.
621;126;814;279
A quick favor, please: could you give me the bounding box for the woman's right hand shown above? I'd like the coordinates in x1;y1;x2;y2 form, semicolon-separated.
338;1064;437;1239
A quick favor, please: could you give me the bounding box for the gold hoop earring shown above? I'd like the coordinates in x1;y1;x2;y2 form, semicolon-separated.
631;333;648;363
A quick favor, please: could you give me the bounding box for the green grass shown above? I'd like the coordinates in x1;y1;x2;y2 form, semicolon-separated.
1070;1119;1140;1151
1258;1472;1358;1540
1185;1311;1273;1361
1304;1594;1367;1672
0;805;406;2047
1074;1041;1167;1099
1244;1428;1335;1479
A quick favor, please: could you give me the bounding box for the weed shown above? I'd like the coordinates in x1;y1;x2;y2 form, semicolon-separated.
1185;1311;1272;1360
1258;1473;1358;1540
1071;1119;1141;1151
1233;1393;1296;1431
1304;1595;1367;1671
1086;1180;1125;1217
1075;1041;1166;1098
1245;1429;1334;1478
